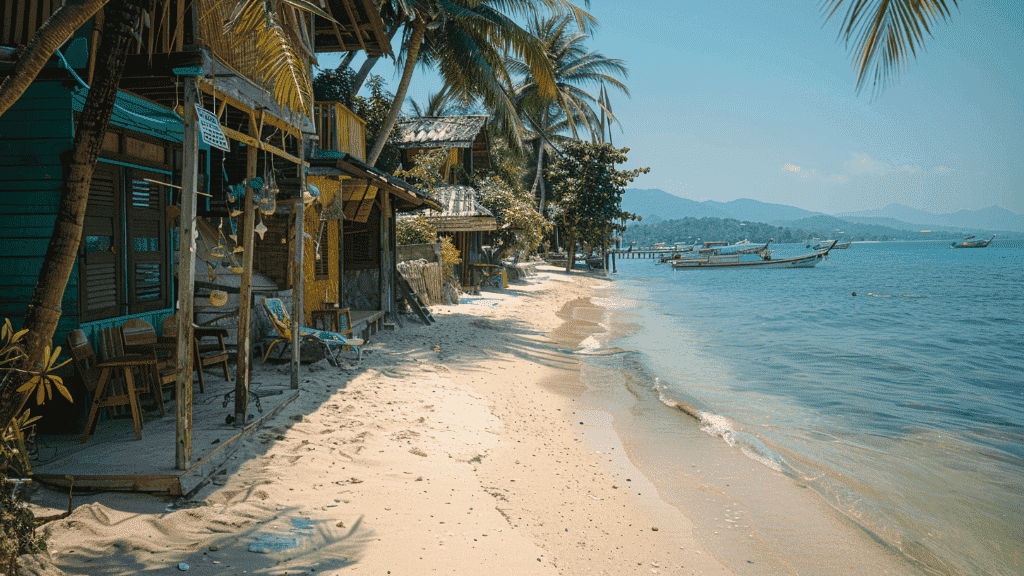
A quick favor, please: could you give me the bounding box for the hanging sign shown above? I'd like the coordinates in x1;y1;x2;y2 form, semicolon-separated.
195;105;230;152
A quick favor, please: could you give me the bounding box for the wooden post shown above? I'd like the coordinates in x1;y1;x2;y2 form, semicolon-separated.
234;143;258;423
290;137;305;390
175;76;199;470
380;191;392;318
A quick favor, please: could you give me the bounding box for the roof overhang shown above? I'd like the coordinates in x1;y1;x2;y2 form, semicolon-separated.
314;0;394;57
308;152;442;212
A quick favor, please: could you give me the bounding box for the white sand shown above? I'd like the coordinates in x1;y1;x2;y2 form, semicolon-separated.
22;265;733;576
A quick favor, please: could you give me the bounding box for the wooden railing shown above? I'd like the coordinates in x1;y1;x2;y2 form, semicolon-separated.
313;101;367;160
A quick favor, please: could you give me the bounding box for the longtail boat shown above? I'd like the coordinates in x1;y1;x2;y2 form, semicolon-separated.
672;240;836;270
814;239;851;250
950;234;995;248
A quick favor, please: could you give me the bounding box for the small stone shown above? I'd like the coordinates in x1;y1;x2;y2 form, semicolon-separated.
178;563;190;571
208;545;219;551
651;527;659;531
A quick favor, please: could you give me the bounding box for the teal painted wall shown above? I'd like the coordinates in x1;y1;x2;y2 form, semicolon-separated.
0;82;77;342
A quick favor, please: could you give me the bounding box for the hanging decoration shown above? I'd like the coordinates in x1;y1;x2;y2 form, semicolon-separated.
321;190;345;220
209;290;229;307
254;219;269;240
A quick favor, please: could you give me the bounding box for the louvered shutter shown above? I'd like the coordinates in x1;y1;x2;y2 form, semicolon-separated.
126;169;169;313
80;163;123;321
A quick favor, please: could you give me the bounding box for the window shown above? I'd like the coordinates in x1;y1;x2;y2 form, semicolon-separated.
79;163;170;321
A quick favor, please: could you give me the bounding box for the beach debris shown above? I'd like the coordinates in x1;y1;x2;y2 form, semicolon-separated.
178;563;189;571
651;527;659;531
208;545;219;551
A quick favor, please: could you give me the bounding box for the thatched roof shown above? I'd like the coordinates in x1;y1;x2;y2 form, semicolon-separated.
395;116;489;149
422;185;497;232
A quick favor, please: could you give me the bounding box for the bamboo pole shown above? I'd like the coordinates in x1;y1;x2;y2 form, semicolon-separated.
175;76;199;470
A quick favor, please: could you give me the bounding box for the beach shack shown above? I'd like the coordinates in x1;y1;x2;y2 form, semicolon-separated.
394;116;496;286
0;0;396;493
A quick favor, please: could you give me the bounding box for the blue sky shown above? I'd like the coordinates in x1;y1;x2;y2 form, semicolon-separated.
318;1;1024;216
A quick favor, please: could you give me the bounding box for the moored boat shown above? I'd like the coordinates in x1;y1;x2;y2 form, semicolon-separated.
950;234;995;248
672;240;836;269
814;239;851;250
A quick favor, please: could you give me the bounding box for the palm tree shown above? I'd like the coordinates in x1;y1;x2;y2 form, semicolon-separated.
824;0;957;93
507;13;629;213
365;0;596;166
408;85;479;117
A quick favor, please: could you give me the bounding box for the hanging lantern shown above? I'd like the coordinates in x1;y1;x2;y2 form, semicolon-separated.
254;220;268;240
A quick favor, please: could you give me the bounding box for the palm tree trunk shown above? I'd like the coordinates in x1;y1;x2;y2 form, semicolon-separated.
366;16;428;167
0;0;111;119
0;0;143;434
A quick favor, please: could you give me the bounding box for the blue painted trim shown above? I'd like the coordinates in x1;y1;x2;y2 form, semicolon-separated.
172;66;205;76
96;158;172;176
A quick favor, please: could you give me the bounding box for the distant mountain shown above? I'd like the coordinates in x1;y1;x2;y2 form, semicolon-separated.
620;189;730;223
704;198;823;223
622;189;820;224
836;204;1024;232
836;216;969;233
772;215;916;240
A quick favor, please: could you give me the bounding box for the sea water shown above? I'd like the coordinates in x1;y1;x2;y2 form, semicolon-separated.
580;240;1023;576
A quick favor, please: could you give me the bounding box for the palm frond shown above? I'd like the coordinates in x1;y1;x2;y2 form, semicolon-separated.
823;0;957;93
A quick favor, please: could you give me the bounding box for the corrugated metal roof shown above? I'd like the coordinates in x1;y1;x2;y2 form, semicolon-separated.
395;116;488;148
423;185;494;219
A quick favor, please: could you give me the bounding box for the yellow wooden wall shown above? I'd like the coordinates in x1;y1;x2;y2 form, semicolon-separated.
303;175;341;324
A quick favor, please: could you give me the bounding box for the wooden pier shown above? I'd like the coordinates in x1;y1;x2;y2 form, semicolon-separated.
608;248;677;259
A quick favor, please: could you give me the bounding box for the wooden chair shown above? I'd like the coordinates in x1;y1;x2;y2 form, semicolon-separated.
67;329;159;442
261;298;362;365
162;315;231;392
121;319;177;404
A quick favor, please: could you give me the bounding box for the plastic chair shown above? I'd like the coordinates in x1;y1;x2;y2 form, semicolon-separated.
260;298;362;365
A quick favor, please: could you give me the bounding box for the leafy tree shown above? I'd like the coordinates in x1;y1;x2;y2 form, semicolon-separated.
547;141;648;271
476;175;549;258
393;147;448;189
352;76;404;173
312;65;357;108
397;215;439;245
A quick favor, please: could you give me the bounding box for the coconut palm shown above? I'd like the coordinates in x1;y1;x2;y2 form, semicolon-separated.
506;13;628;212
364;0;596;167
408;85;480;117
824;0;958;93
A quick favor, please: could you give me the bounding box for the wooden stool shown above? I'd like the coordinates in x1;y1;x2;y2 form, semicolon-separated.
80;355;156;442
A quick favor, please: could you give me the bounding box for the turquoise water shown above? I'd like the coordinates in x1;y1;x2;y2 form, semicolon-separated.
594;240;1024;576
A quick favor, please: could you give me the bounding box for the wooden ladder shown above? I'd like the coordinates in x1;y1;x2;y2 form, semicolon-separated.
397;274;435;325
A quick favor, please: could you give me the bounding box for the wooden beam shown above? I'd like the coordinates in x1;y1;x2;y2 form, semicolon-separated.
322;1;348;52
175;76;200;470
338;0;367;54
235;141;258;423
360;0;392;56
290;140;305;390
221;125;307;167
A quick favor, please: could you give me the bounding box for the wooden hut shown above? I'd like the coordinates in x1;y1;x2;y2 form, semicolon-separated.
0;0;394;492
394;116;495;286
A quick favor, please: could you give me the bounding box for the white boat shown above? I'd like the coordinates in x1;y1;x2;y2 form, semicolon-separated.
672;240;836;270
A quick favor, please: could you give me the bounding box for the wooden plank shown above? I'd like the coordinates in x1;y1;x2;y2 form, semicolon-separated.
33;473;182;495
175;76;200;470
2;0;14;45
220;125;305;166
13;0;25;47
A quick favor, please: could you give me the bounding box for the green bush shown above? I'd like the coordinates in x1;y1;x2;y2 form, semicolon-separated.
397;215;438;246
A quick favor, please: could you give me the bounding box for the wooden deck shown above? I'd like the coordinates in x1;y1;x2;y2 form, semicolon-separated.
32;370;298;496
350;309;386;340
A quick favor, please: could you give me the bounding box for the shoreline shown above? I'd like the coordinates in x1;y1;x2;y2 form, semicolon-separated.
22;265;733;575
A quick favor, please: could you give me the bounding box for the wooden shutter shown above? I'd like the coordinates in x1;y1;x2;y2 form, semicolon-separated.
79;163;123;321
126;169;169;313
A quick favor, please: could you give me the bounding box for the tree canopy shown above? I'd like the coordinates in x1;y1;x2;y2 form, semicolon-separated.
547;141;647;254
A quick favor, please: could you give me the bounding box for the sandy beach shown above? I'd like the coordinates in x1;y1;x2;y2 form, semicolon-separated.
20;265;734;576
